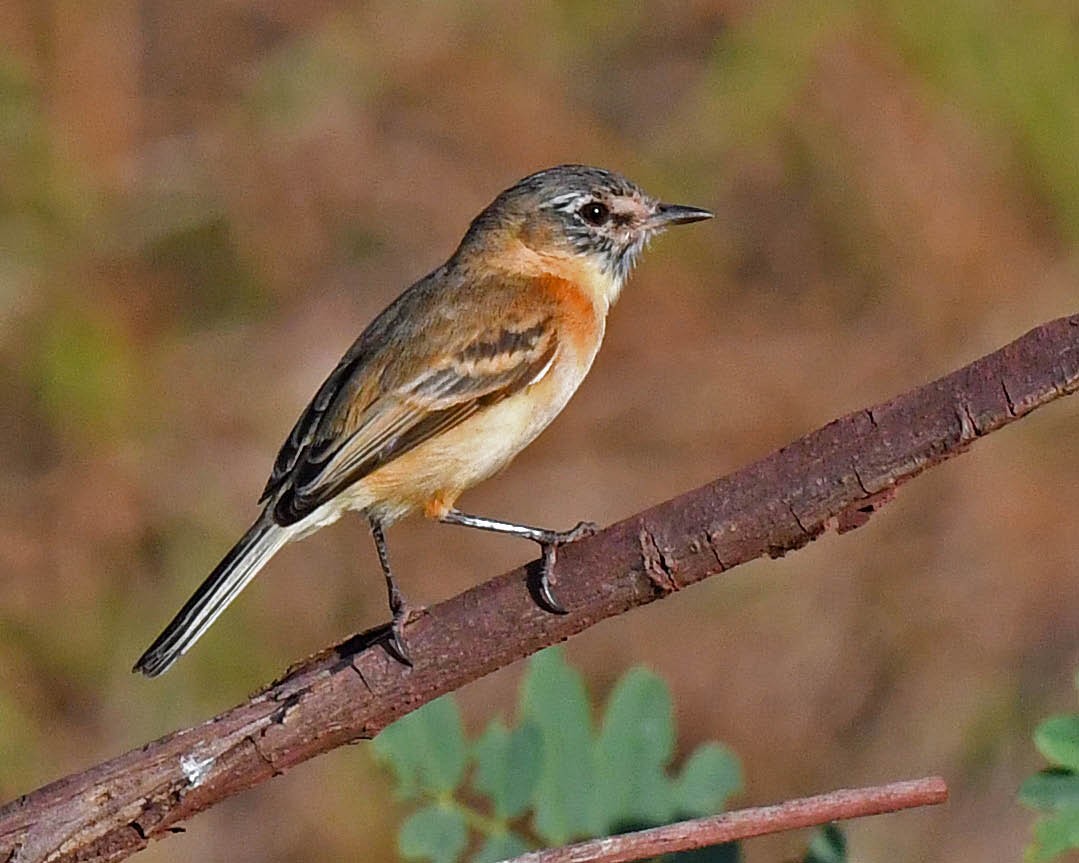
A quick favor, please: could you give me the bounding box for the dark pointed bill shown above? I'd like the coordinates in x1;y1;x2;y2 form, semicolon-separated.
650;203;714;227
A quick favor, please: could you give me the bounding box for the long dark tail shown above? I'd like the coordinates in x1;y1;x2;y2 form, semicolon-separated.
134;516;289;677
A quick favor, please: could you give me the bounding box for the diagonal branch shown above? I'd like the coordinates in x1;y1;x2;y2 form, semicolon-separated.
2;314;1077;863
507;775;949;863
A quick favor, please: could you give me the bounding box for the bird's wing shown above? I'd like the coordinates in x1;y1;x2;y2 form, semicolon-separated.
260;272;445;504
268;304;559;526
259;341;373;504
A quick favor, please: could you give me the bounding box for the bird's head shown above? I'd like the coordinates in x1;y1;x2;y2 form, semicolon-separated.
458;165;712;303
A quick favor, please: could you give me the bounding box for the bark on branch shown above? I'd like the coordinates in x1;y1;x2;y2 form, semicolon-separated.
2;314;1077;863
507;775;948;863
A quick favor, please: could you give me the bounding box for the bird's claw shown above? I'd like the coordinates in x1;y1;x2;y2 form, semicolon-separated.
561;520;599;542
385;597;415;666
536;520;600;614
538;542;568;614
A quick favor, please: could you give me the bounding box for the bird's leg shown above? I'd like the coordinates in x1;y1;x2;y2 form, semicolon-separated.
438;509;598;613
369;517;412;665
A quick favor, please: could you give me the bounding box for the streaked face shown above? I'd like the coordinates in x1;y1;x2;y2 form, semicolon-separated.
539;183;661;283
510;166;713;285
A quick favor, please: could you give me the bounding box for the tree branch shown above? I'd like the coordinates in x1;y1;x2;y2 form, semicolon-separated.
506;775;949;863
2;314;1077;863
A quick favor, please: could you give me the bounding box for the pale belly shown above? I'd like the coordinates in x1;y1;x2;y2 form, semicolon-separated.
290;338;601;535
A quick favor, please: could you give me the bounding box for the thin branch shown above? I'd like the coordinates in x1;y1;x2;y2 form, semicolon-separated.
507;775;949;863
1;315;1077;863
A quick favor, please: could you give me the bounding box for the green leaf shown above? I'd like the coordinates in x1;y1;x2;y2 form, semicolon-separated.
804;824;847;863
471;833;532;863
1021;771;1079;811
594;667;676;829
1035;716;1079;771
399;805;468;863
373;696;468;798
675;744;743;816
474;719;543;819
520;647;597;844
1027;808;1079;862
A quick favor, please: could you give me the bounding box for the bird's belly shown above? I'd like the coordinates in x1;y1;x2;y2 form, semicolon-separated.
345;343;598;523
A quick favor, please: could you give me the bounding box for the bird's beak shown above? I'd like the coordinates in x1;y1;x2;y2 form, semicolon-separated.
649;203;714;228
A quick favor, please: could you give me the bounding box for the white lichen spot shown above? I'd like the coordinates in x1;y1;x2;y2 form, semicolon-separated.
180;752;215;787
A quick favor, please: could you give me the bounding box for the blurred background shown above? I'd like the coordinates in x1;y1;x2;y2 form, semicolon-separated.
1;1;1078;860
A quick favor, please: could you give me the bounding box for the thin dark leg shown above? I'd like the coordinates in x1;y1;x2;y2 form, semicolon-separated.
438;509;597;613
369;517;412;665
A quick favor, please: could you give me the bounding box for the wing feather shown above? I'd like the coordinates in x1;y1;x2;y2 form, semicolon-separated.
259;349;370;502
270;315;558;525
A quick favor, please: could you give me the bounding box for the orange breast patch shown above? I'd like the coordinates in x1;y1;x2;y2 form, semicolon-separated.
534;273;601;352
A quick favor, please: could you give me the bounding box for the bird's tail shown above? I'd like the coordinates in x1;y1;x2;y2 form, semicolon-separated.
133;516;290;677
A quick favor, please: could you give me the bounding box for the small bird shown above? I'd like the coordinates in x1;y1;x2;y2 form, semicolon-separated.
134;164;712;677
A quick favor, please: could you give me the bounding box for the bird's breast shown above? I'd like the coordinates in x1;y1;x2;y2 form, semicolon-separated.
349;278;606;523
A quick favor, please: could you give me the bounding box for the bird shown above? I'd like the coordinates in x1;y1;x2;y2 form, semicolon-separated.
133;164;712;677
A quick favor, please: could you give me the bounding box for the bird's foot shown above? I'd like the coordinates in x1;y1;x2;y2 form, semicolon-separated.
385;593;420;667
536;520;599;613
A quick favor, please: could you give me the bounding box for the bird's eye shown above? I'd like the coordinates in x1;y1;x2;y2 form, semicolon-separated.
578;201;610;226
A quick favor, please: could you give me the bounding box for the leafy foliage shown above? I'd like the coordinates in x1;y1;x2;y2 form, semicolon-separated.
1020;672;1079;861
373;648;743;862
803;824;847;863
375;695;469;799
